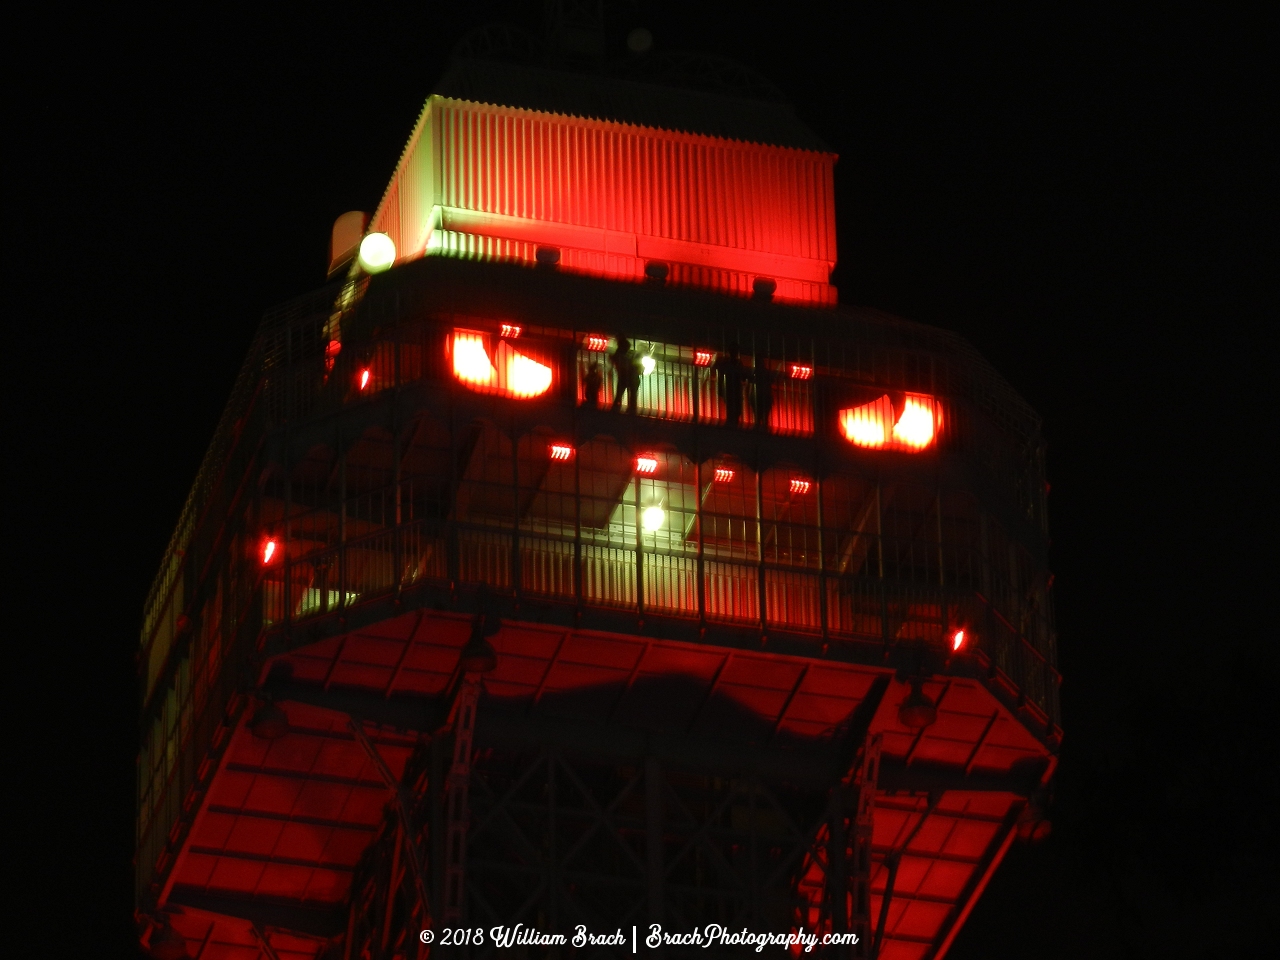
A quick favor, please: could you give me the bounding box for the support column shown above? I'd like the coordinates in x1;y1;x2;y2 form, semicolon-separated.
442;678;482;924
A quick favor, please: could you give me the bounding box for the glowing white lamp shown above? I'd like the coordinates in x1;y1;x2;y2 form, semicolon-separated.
641;505;666;533
357;233;396;274
640;354;657;375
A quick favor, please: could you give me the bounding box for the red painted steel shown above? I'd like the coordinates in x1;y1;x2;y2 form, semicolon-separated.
368;97;838;304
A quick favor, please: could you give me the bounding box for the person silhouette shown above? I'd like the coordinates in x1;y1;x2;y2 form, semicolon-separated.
610;338;640;414
713;342;747;426
582;360;604;409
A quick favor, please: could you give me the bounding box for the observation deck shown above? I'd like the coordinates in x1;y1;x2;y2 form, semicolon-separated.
137;255;1059;960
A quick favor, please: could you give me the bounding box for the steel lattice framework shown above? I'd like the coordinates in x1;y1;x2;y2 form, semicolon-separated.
135;43;1059;960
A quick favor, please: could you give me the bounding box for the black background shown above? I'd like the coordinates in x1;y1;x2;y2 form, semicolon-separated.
13;2;1274;957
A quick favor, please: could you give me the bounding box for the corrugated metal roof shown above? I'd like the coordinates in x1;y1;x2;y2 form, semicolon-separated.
432;56;831;153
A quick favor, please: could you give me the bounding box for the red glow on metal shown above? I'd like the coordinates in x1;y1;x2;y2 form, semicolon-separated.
261;539;277;565
694;350;715;367
358;368;371;391
635;456;658;474
549;443;573;461
952;629;966;651
714;467;735;483
584;335;609;352
789;363;812;379
839;393;940;451
789;478;812;495
500;323;522;339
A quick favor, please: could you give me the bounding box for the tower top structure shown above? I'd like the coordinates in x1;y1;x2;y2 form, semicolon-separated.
358;20;838;305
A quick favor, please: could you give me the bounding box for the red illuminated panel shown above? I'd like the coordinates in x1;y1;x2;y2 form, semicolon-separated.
714;467;735;483
694;350;715;367
584;335;609;352
549;443;573;461
839;393;940;452
635;456;658;474
789;478;812;495
367;98;838;305
789;363;812;379
450;329;554;399
500;323;522;339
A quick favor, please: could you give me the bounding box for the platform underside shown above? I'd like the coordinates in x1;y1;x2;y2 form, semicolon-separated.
155;609;1051;960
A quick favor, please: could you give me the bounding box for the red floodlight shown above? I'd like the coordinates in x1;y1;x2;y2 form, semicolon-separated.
839;393;940;451
549;443;573;461
358;368;371;391
261;539;278;565
789;477;812;495
694;350;714;366
952;629;966;651
635;456;658;474
714;467;735;483
789;363;812;379
584;334;609;352
501;323;522;338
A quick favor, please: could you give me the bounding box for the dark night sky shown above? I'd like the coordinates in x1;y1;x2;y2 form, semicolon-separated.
12;2;1274;957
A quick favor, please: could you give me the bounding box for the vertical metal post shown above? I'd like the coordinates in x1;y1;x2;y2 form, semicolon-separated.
816;471;829;642
756;460;767;634
547;751;558;932
283;458;293;631
573;431;583;613
635;474;645;622
645;757;664;931
393;400;403;599
338;440;347;608
447;408;459;588
512;427;522;605
936;488;947;640
876;482;888;648
695;457;706;628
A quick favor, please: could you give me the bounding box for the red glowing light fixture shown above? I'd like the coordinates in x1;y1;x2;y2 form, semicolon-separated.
451;330;553;398
789;363;812;380
501;323;522;338
714;467;735;483
584;334;609;352
839;393;940;451
952;628;966;651
261;539;277;565
549;443;573;461
789;477;812;495
635;456;658;474
358;368;371;391
694;350;714;367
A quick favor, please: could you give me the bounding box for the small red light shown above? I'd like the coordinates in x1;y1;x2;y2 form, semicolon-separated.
694;350;714;366
584;335;609;352
358;368;371;390
714;467;735;483
635;456;658;474
325;339;342;358
262;539;277;565
789;363;812;380
952;629;966;651
501;323;522;339
549;443;573;461
789;478;812;495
